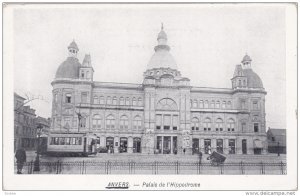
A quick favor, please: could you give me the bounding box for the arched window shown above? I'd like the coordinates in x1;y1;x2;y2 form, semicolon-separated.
191;117;199;131
106;115;115;130
216;101;220;108
193;100;198;108
204;118;211;131
138;97;143;106
133;116;142;131
215;118;223;131
222;101;226;109
92;114;102;129
112;96;117;105
125;97;130;105
107;96;112;105
211;100;215;108
120;97;124;105
99;96;105;105
204;100;209;108
132;97;137;106
65;93;72;103
199;100;204;108
93;96;98;104
227;119;235;131
227;101;232;109
120;115;129;130
156;98;177;111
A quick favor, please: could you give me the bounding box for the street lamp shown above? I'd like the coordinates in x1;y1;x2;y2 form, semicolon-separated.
33;124;43;172
277;141;280;156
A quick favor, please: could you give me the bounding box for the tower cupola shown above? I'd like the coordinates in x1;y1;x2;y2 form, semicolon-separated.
68;40;79;58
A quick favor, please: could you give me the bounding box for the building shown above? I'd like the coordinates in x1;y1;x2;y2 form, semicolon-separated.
14;93;51;152
50;25;267;155
14;93;37;151
267;128;286;154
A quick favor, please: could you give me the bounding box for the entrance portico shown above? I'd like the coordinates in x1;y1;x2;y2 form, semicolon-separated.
155;135;178;154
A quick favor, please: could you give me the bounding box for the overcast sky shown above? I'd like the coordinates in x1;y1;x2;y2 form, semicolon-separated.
12;4;286;129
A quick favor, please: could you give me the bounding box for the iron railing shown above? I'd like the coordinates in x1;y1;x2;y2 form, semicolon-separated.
17;160;286;175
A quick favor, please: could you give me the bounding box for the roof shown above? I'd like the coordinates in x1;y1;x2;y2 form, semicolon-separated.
55;57;81;79
267;128;286;136
147;49;177;70
242;69;264;88
242;54;252;62
68;40;79;51
14;93;26;100
157;29;167;40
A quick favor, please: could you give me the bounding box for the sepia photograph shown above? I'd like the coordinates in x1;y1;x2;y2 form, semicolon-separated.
3;3;297;191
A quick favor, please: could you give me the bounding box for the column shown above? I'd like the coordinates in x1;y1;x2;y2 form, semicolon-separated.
211;138;216;152
170;136;173;154
100;136;106;148
236;137;242;154
224;138;229;154
128;137;133;153
114;136;119;153
199;138;204;153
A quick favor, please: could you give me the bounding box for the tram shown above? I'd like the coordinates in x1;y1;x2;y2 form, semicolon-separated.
46;132;98;157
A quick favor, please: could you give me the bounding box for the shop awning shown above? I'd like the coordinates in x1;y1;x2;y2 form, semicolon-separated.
254;140;263;148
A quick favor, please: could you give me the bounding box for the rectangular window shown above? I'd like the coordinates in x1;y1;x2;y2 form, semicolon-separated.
163;115;171;130
253;101;259;110
156;114;162;130
65;93;72;103
172;115;178;130
254;123;259;132
229;139;236;154
81;92;88;103
242;122;246;132
241;100;246;109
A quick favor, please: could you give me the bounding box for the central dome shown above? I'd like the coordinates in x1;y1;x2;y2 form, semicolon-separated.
148;49;177;70
147;25;178;70
55;57;81;79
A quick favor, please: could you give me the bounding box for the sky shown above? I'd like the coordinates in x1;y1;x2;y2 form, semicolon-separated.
11;4;286;129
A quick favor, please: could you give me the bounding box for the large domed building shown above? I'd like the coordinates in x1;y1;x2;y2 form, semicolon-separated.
50;25;267;155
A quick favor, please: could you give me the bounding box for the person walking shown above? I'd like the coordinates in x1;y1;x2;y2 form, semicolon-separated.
15;148;26;174
198;151;203;164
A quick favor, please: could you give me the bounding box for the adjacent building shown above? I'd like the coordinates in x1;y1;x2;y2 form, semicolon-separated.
14;93;51;151
267;128;286;154
50;25;268;155
14;93;37;151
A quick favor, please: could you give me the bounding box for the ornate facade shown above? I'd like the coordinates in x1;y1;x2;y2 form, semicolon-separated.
51;25;267;155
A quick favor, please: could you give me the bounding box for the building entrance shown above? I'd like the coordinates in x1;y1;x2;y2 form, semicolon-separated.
106;137;114;153
133;137;141;153
120;137;128;153
192;138;199;154
204;139;211;154
156;136;177;154
242;139;247;154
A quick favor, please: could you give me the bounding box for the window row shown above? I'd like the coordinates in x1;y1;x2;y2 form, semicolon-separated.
191;118;235;132
93;96;143;106
155;114;179;130
50;137;82;145
191;99;232;109
59;115;143;131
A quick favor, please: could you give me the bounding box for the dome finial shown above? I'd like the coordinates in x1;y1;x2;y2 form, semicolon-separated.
161;23;164;30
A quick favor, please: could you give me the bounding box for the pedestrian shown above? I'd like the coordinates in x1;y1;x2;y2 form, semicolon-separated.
15;148;26;174
208;145;212;155
183;148;186;155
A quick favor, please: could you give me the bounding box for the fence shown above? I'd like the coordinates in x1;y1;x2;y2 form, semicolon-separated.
18;161;286;175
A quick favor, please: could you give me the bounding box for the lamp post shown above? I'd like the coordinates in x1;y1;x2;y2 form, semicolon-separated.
277;141;280;156
33;124;43;172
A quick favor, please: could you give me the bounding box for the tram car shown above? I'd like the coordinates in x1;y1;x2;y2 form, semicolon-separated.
46;132;98;157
